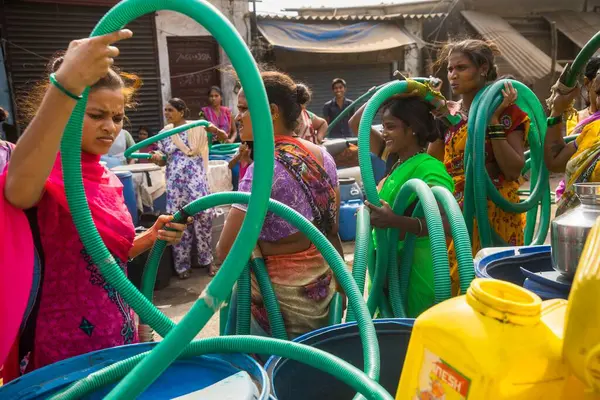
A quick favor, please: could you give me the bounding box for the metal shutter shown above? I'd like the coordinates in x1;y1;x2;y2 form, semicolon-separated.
167;36;220;119
287;64;392;124
2;1;163;137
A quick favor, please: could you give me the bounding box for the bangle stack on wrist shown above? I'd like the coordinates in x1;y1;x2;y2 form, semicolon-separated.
487;124;506;140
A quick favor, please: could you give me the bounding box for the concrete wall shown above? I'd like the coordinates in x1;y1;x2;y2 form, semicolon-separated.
155;0;249;119
403;19;423;77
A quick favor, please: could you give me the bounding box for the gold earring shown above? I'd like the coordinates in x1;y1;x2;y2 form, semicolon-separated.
273;113;279;121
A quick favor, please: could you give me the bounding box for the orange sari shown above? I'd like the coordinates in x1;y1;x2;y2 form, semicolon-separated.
445;105;529;293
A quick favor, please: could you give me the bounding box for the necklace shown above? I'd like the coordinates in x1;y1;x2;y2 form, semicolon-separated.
390;148;426;172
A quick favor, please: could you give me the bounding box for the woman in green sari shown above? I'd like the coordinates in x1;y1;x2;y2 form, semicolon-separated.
351;96;455;317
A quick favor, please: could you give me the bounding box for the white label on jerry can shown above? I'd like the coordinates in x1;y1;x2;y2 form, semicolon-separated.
413;348;471;399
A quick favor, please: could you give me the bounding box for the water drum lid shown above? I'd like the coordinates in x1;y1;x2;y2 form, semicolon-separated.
113;170;133;178
339;177;356;185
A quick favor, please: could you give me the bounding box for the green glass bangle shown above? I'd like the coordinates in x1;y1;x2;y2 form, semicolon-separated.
547;116;562;127
49;73;83;101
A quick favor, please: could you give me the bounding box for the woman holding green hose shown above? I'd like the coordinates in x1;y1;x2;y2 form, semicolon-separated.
1;31;188;379
428;39;529;282
351;97;455;317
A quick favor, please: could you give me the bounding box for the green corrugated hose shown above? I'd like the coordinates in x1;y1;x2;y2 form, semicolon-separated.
50;337;392;400
52;192;382;399
357;80;474;319
250;257;288;341
124;120;210;160
346;206;371;322
55;0;274;397
328;293;344;325
236;264;252;335
464;79;550;248
54;0;390;397
564;32;600;87
430;186;474;294
388;180;449;314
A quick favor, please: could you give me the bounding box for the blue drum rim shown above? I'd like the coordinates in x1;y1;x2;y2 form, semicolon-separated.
1;342;269;399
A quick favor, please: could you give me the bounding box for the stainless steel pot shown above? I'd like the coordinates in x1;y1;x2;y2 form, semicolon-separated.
551;183;600;277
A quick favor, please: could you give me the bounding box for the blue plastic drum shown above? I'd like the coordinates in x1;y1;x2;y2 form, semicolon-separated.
475;246;571;299
265;319;414;400
0;343;269;399
114;170;138;226
339;199;362;241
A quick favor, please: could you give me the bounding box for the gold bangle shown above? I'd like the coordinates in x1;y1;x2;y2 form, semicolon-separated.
415;218;423;235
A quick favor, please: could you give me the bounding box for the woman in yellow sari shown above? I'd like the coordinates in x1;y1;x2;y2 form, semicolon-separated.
545;72;600;216
428;39;529;277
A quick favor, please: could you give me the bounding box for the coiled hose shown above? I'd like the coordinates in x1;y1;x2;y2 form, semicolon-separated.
464;79;550;248
54;0;273;397
356;80;474;319
53;192;382;399
124;120;210;160
50;336;392;400
236;264;252;335
250;257;288;341
346;206;371;322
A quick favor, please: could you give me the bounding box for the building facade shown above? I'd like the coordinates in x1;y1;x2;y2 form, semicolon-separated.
0;0;248;138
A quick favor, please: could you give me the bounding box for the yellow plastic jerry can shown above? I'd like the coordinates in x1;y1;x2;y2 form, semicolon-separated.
396;278;571;399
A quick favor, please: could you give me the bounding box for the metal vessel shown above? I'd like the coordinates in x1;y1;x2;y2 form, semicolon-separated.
551;183;600;277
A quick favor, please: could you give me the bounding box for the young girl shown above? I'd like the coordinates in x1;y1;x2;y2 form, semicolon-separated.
228;141;253;188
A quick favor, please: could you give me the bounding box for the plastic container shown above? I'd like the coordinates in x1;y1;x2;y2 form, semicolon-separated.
396;279;570;399
208;160;233;193
337;166;362;186
151;192;167;214
112;164;166;216
265;319;414;400
338;177;364;203
475;246;571;300
114;170;138;226
339;199;362;241
0;343;269;399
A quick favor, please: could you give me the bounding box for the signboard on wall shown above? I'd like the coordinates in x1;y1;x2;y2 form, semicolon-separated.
167;36;220;119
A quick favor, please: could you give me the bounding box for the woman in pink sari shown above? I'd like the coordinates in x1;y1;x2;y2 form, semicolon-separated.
2;30;188;380
201;86;237;143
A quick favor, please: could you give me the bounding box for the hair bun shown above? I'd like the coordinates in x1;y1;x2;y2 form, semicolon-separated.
296;83;311;106
487;64;499;81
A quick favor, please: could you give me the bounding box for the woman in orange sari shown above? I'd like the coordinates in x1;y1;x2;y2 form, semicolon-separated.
429;39;529;288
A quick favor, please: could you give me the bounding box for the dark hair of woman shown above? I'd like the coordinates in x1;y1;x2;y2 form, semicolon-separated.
437;38;500;82
380;96;444;147
296;83;311;106
207;85;223;96
261;71;302;131
167;97;189;117
585;57;600;81
19;53;140;124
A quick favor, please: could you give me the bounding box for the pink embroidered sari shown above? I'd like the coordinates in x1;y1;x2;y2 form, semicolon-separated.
9;152;138;376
